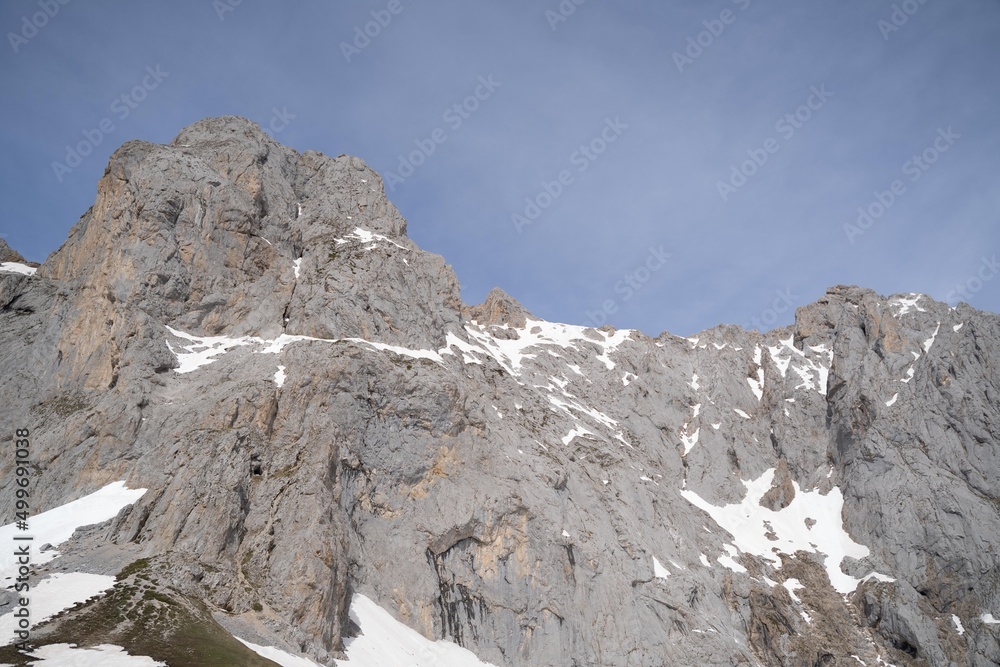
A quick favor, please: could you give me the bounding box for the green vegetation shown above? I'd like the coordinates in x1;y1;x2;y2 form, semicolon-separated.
44;394;89;417
0;561;283;667
116;557;151;581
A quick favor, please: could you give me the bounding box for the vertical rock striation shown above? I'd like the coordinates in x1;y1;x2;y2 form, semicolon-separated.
0;117;997;666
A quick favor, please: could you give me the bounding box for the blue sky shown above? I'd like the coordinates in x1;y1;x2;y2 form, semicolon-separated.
1;1;997;336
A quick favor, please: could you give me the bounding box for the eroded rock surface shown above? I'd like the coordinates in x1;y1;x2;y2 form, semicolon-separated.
1;117;997;666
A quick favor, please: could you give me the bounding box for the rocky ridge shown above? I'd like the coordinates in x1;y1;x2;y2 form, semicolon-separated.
0;116;998;666
0;239;26;264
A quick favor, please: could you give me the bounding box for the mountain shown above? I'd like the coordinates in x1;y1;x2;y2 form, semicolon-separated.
1;116;998;667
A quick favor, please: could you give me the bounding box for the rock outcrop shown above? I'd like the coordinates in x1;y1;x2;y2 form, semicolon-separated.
0;239;26;263
1;117;997;666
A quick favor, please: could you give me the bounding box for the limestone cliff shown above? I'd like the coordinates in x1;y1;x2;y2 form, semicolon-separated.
0;117;997;666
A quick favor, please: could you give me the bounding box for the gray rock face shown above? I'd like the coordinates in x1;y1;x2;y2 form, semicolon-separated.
1;117;998;666
0;238;26;263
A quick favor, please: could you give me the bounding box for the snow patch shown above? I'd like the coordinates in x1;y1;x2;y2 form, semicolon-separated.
953;322;964;332
681;427;700;455
0;573;118;645
746;344;765;402
293;258;302;278
653;557;671;579
923;322;940;353
767;336;802;378
783;578;803;603
690;373;700;390
463;319;633;376
734;408;750;419
747;369;764;401
334;227;407;251
982;613;1000;624
238;638;323;666
952;614;964;635
549;375;569;390
783;578;812;623
441;332;485;365
718;551;747;574
770;339;831;395
1;481;146;580
547;395;617;429
793;357;830;395
166;327;257;374
888;294;926;316
885;393;898;407
275;365;286;387
335;593;499;666
23;644;165;666
0;262;36;276
346;338;442;363
562;425;593;445
613;431;633;449
167;325;451;373
680;469;892;594
257;333;328;354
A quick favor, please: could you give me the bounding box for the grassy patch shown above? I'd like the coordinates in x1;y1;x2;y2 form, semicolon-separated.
116;557;151;581
0;574;284;667
48;394;89;417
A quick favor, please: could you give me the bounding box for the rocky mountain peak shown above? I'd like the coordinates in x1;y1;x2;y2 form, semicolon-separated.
1;119;998;667
0;238;26;264
465;287;533;328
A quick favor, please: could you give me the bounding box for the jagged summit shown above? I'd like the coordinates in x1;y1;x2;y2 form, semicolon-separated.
1;119;998;666
171;114;280;147
0;238;26;264
465;287;534;328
